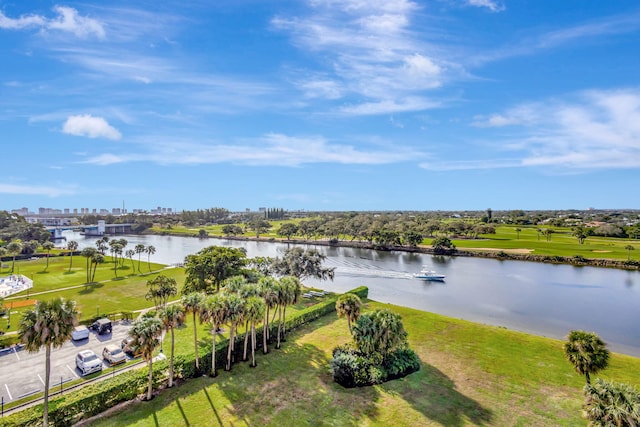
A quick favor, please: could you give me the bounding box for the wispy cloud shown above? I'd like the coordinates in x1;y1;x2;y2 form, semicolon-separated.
0;183;77;197
431;88;640;171
465;0;505;13
62;114;122;140
0;6;105;39
80;132;424;166
272;0;459;115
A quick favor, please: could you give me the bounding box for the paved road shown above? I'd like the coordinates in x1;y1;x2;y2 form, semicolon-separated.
0;322;132;403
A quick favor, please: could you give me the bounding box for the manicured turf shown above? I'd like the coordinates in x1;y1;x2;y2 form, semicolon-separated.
84;301;640;427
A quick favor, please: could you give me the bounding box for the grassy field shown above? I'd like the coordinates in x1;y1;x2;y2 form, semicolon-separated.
84;300;640;427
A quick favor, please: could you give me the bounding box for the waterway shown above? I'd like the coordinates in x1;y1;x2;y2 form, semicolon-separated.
62;231;640;356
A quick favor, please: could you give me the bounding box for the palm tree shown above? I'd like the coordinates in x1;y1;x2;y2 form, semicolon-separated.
583;378;640;426
244;296;266;367
80;247;97;283
129;317;163;400
625;245;635;261
42;241;55;271
146;245;156;272
159;305;186;388
352;309;408;358
335;293;362;333
125;249;136;271
563;330;610;384
199;294;227;377
223;293;245;371
258;276;278;354
279;276;302;339
19;298;78;426
7;240;22;274
66;240;78;272
515;227;522;239
135;244;146;273
182;292;205;371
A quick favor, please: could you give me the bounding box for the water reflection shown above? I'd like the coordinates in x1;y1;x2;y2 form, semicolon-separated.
62;231;640;356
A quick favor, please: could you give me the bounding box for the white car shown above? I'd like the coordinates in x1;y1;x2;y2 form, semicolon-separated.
102;344;126;366
76;350;103;376
71;325;90;341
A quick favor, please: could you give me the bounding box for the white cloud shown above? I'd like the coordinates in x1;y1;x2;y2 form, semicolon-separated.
340;97;441;115
0;183;76;197
466;0;505;13
447;88;640;171
0;6;105;39
81;133;423;167
272;0;454;115
62;115;122;140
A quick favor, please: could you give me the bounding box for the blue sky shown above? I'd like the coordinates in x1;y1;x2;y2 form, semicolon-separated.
1;0;639;212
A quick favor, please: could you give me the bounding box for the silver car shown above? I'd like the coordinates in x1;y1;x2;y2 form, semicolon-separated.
76;349;103;376
102;344;126;366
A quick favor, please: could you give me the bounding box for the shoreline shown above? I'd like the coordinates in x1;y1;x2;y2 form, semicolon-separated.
148;230;640;272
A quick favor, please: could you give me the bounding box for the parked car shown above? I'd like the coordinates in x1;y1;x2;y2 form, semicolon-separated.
91;318;112;335
76;349;103;376
71;325;90;341
121;337;142;358
102;344;126;365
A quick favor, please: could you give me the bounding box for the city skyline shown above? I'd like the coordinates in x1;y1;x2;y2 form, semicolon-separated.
1;1;639;211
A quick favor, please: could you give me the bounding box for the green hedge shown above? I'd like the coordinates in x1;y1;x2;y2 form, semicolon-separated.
0;287;368;426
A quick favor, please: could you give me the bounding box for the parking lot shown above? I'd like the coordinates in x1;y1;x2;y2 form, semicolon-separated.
0;321;132;403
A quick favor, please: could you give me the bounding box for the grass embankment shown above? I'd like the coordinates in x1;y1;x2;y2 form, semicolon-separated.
1;257;181;334
85;300;640;427
151;222;639;262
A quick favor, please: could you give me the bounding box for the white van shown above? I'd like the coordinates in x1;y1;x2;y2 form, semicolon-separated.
72;325;90;341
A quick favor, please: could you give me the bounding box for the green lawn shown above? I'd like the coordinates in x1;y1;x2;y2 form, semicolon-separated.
85;301;640;427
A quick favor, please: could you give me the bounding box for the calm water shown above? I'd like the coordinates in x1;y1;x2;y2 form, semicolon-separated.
62;231;640;356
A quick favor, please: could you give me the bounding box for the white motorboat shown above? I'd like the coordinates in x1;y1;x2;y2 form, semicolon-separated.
413;267;445;281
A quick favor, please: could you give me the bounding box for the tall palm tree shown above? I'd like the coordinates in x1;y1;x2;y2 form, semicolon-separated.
583;378;640;426
146;245;156;272
42;241;55;271
199;294;227;377
66;240;79;273
159;305;186;388
182;292;205;371
563;330;610;384
80;247;97;283
7;240;22;274
258;276;278;354
223;293;245;371
245;296;266;367
125;249;136;271
279;276;302;339
129;317;163;400
335;293;362;333
135;244;146;273
19;298;78;427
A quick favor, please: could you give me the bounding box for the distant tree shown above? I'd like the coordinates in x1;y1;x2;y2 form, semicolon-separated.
563;330;610;384
80;247;97;283
42;241;55;271
146;245;156;272
198;229;208;239
125;249;136;271
583;378;640;426
95;236;109;255
572;226;590;245
277;223;298;240
66;240;79;272
515;228;522;239
544;229;554;242
247;218;271;238
402;230;423;247
135;244;146;273
432;237;456;255
19;298;78;426
625;245;635;261
335;293;362;333
7;240;22;274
